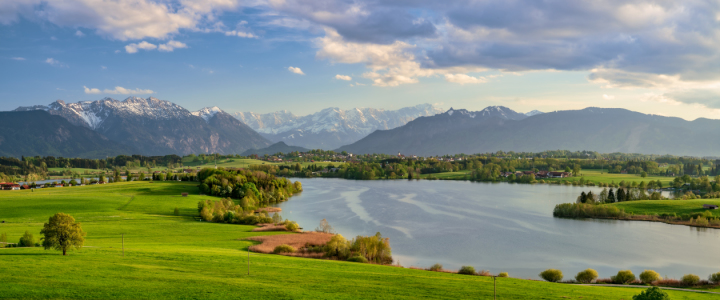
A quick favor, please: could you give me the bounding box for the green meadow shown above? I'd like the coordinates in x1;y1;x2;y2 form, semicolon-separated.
545;169;674;185
607;199;720;217
0;182;716;299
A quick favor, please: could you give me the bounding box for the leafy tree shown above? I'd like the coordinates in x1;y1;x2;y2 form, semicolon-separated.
632;287;669;300
40;213;86;255
18;230;35;247
539;269;563;282
617;188;626;202
607;188;616;203
575;269;598;283
285;221;299;232
639;270;661;284
612;270;635;284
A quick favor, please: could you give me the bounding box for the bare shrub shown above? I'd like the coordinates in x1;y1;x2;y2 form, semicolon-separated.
315;218;334;234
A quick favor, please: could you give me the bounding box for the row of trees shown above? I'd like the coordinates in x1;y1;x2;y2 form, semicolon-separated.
197;168;302;211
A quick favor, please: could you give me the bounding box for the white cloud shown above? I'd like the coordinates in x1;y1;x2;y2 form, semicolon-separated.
101;66;107;70
45;57;65;67
11;57;25;61
75;30;84;37
316;29;481;87
83;86;154;95
225;30;256;38
125;40;187;53
602;94;616;100
158;40;187;52
444;74;486;85
125;41;157;53
0;0;243;41
335;74;352;81
288;66;305;75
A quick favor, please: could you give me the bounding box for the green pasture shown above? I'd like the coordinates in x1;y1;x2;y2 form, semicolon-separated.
0;182;716;299
545;169;674;185
607;200;720;217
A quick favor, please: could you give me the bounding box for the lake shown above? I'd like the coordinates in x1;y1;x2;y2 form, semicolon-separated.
277;178;720;279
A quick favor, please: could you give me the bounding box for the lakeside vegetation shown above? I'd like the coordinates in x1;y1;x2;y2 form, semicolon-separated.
2;179;718;298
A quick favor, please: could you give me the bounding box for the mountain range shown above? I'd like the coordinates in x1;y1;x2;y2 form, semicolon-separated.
0;110;136;158
14;97;270;156
337;106;720;157
233;104;445;149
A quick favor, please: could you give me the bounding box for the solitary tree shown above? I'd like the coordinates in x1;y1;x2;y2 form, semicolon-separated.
40;213;86;255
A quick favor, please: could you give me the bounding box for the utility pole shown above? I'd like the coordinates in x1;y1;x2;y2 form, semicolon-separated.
494;276;497;300
122;234;124;256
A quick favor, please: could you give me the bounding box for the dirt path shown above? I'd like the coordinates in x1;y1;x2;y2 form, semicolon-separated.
576;284;720;295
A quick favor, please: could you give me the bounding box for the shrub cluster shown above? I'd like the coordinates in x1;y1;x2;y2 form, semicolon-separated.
575;269;598;283
197;198;273;224
197;168;302;209
612;270;636;284
639;270;661;284
318;233;393;264
273;244;296;254
539;269;563;282
553;203;626;218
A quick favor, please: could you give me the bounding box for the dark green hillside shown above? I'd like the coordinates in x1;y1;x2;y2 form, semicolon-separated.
0;111;136;158
241;141;310;156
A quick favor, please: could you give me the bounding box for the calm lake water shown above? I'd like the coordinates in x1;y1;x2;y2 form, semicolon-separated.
278;178;720;279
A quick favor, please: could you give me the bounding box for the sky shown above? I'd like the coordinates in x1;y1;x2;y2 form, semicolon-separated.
2;0;720;120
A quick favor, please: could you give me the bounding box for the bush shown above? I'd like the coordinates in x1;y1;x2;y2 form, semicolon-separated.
497;272;509;278
458;266;475;275
709;272;720;284
612;270;636;284
272;244;296;254
681;274;700;286
347;256;368;263
18;231;34;247
285;221;299;232
639;270;661;284
575;269;599;283
429;263;443;272
539;269;563;282
632;287;669;300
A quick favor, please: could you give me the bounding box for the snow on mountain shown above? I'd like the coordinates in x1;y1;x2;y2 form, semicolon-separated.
444;106;527;121
232;104;444;149
525;110;544;117
191;106;223;123
235;104;444;136
15;97;191;129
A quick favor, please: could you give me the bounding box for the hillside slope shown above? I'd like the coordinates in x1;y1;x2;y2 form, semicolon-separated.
0;110;137;158
338;107;720;156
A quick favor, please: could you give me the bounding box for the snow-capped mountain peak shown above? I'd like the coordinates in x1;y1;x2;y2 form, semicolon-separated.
233;103;444;149
192;106;223;122
525;110;544;117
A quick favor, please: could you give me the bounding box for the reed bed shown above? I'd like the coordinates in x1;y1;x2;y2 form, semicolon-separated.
246;232;334;254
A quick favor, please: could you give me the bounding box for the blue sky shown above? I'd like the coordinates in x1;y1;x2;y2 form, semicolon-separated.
2;0;720;119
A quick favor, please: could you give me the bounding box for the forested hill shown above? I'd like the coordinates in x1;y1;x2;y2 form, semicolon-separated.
336;107;720;157
0;111;137;158
241;142;310;156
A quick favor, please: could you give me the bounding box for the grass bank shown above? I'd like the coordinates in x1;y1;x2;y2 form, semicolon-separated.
0;182;716;299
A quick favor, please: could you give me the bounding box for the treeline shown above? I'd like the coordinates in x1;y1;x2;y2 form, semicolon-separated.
197;168;302;211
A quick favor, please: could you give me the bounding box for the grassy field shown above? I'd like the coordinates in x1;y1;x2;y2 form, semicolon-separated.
0;182;716;299
544;169;674;185
607;200;720;217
